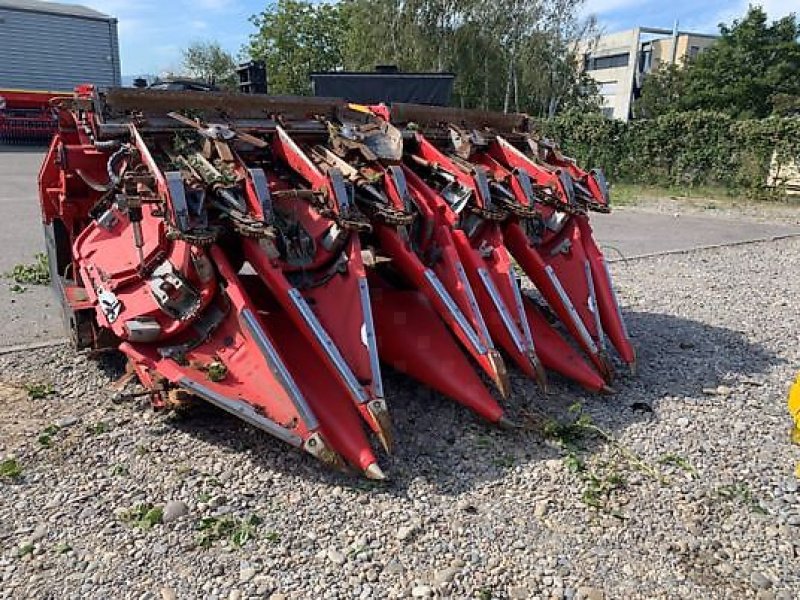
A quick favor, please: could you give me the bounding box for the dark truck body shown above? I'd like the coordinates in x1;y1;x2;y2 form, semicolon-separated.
311;68;455;106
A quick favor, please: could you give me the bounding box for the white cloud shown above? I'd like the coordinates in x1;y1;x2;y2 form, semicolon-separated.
191;0;239;11
582;0;643;15
688;0;800;34
757;0;800;18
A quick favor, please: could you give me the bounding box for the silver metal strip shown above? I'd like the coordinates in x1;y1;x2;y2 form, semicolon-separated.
165;171;190;232
544;265;598;354
388;165;413;212
558;170;577;207
583;261;606;351
591;168;609;204
248;168;272;224
602;259;630;339
276;125;319;173
473;167;493;210
508;271;535;352
178;377;303;447
497;135;530;162
328;168;352;213
514;169;536;204
357;277;384;399
454;262;493;349
240;308;319;429
424;269;486;355
477;267;528;354
288;288;369;404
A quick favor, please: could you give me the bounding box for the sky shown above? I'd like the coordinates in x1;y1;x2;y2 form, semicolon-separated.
53;0;800;78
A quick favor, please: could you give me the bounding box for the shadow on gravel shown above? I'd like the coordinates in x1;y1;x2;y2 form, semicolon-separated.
164;308;781;496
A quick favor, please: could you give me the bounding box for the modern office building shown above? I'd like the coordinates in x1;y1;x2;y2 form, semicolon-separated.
579;27;717;120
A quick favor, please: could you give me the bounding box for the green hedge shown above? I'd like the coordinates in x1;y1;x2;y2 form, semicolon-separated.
535;111;800;194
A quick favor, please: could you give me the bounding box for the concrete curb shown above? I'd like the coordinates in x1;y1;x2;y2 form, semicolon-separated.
0;338;67;355
605;232;800;263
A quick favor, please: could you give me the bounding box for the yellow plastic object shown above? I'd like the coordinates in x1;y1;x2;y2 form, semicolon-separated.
789;372;800;445
347;103;372;114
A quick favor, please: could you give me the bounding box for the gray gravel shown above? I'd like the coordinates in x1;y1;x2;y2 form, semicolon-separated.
1;236;799;599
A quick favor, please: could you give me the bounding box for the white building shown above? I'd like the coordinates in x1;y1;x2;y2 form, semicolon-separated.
580;26;717;120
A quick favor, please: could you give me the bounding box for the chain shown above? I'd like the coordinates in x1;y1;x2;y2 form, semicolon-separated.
165;226;220;246
466;204;509;222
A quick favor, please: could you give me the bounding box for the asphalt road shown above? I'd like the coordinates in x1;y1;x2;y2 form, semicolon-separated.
0;147;60;347
2;146;799;348
590;208;800;260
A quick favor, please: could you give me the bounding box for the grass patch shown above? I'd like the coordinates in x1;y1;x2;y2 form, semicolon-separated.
196;514;263;548
610;182;800;208
6;253;50;285
533;402;665;512
610;183;738;206
55;542;72;555
109;464;128;477
25;383;54;399
659;453;698;478
716;483;768;515
0;458;22;480
38;424;61;447
120;504;164;529
86;421;112;435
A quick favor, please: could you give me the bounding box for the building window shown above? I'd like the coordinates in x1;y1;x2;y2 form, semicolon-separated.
598;81;618;96
601;107;615;119
689;46;701;60
585;52;630;71
638;48;653;73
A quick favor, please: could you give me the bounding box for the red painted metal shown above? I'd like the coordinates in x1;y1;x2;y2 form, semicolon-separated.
38;86;635;479
301;130;510;396
487;137;633;369
370;281;505;424
403;134;548;388
576;217;636;367
263;131;391;447
0;89;69;144
523;299;609;393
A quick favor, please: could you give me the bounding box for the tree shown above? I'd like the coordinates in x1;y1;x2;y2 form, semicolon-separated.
245;0;599;113
634;64;687;119
519;0;600;117
248;0;346;95
337;0;599;115
182;41;238;91
639;7;800;119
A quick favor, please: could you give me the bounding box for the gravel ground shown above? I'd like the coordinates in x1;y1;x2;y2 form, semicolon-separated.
1;237;799;600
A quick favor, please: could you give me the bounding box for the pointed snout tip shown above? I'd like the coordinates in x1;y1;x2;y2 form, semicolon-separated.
364;463;388;481
497;416;521;430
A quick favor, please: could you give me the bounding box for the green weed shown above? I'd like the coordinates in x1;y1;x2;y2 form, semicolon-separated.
38;424;61;447
6;253;50;285
196;514;262;549
120;504;164;529
25;383;54;399
717;483;768;515
0;458;22;480
659;453;698;477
